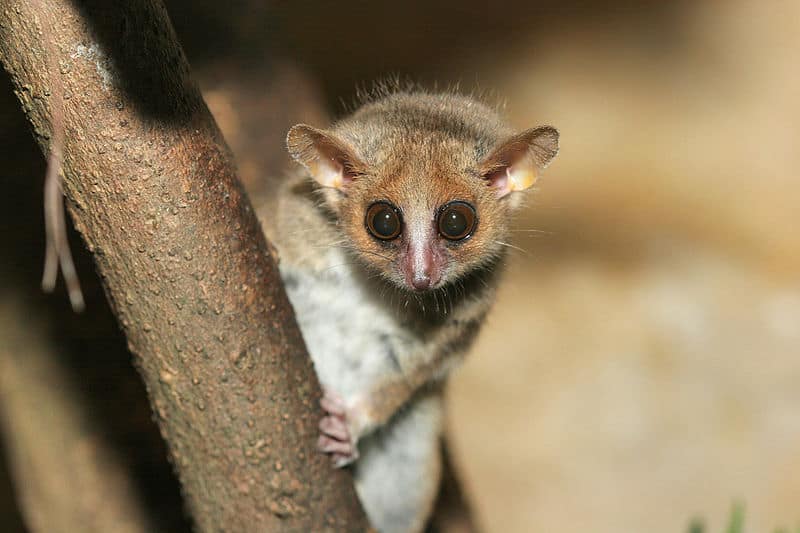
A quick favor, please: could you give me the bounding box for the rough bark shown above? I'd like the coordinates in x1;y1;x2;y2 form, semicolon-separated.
0;1;368;531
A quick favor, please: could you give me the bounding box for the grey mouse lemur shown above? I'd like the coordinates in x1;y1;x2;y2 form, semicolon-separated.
259;88;558;533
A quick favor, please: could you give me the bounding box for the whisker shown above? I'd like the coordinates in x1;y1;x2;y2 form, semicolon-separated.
494;240;530;256
320;261;360;274
309;240;349;250
508;229;552;235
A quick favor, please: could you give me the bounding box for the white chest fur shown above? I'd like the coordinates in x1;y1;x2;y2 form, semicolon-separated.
280;248;421;401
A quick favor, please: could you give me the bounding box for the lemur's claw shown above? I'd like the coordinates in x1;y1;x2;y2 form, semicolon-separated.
320;388;346;416
318;388;359;467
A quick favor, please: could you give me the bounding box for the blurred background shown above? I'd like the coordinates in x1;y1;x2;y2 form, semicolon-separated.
2;0;799;531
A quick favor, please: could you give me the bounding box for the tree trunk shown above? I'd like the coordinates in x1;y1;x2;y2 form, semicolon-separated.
0;1;369;531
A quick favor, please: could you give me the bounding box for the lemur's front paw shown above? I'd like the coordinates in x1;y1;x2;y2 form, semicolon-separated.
317;388;359;468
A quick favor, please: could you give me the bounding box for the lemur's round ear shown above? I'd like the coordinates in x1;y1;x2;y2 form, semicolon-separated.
286;125;367;190
479;126;559;198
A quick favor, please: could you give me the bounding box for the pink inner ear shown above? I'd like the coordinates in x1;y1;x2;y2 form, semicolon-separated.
484;168;511;197
340;163;358;185
315;146;360;189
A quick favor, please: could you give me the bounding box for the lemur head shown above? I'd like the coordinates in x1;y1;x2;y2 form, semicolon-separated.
287;90;558;292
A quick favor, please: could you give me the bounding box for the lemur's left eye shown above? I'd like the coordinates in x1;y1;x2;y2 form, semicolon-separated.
438;201;477;241
366;201;402;240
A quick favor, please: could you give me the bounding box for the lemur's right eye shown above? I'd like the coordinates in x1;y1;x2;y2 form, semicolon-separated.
438;201;477;241
366;202;402;240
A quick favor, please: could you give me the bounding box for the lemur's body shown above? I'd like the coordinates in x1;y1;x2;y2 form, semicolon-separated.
259;89;558;533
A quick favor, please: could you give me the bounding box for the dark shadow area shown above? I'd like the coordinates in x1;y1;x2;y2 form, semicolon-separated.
65;1;203;120
0;435;27;533
270;0;690;113
164;0;690;114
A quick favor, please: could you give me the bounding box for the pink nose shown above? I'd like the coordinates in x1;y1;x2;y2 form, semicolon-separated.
403;242;437;291
411;274;431;291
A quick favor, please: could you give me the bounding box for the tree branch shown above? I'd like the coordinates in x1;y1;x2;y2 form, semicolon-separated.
0;1;369;530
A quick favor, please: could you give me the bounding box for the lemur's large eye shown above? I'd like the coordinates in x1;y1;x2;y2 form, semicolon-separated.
366;202;402;240
438;201;477;241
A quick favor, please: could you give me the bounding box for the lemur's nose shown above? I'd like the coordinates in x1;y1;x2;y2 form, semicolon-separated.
411;273;431;291
403;240;436;292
